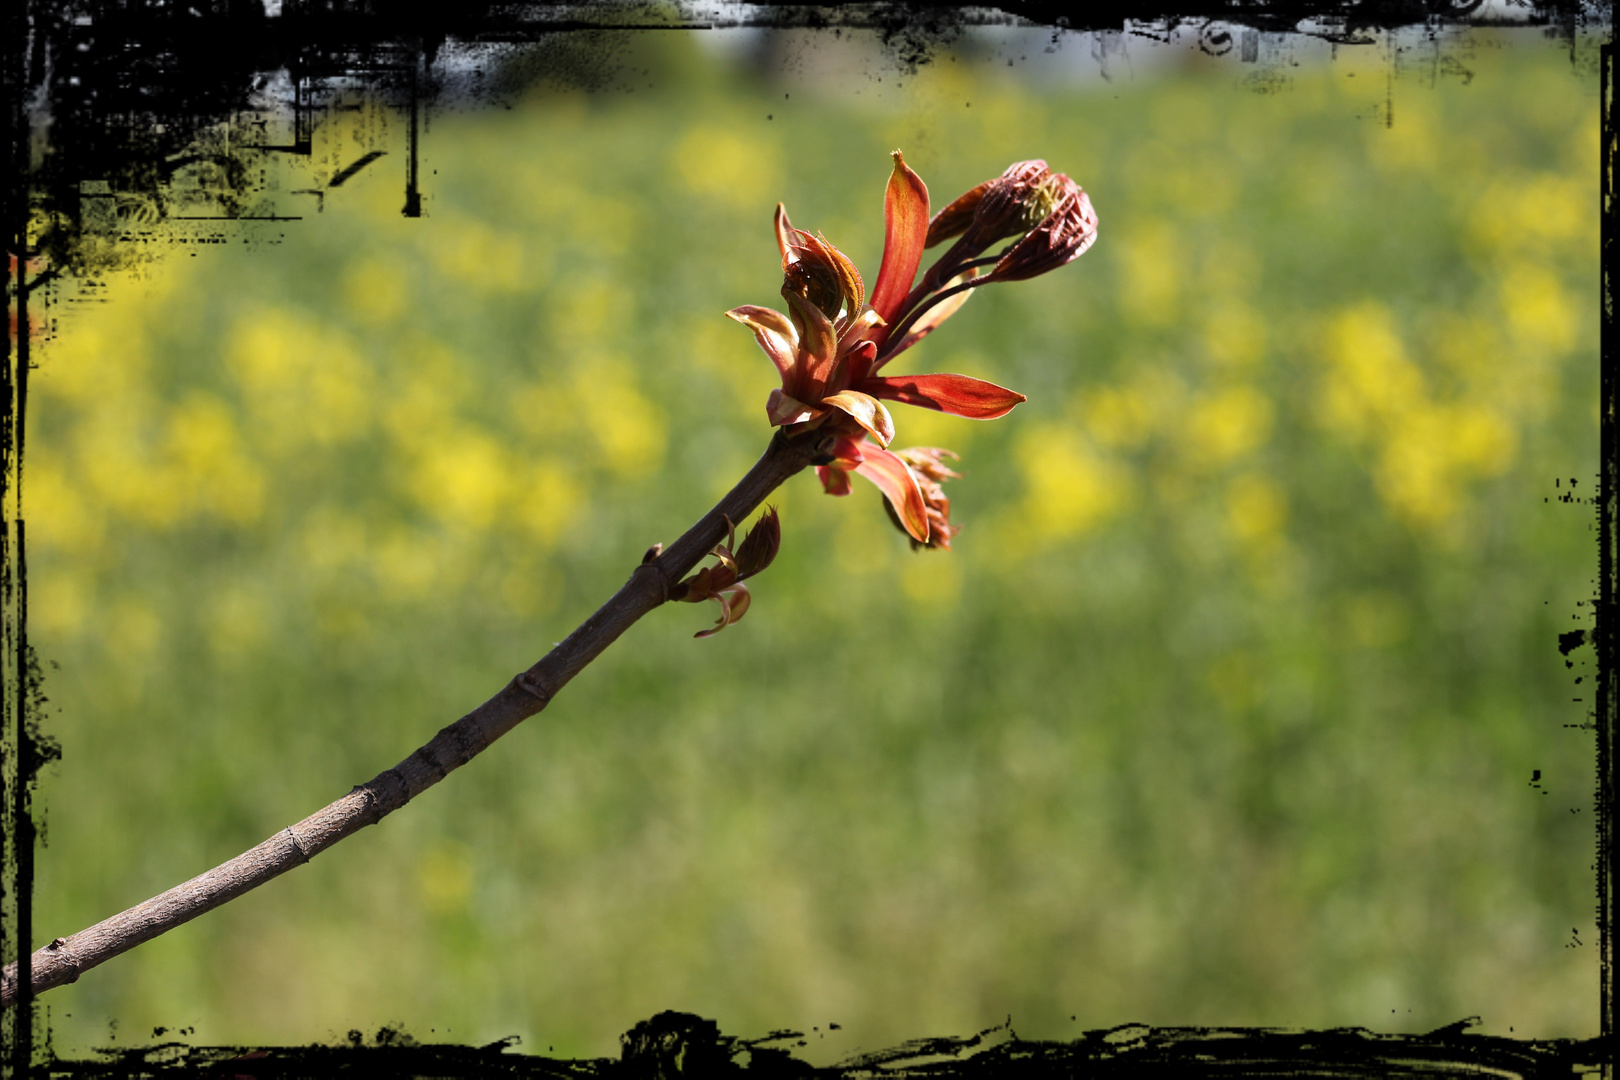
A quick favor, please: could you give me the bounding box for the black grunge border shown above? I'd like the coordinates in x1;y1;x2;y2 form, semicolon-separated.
1;2;1612;1076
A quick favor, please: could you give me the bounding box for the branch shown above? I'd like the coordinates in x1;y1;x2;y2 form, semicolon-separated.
0;429;821;1011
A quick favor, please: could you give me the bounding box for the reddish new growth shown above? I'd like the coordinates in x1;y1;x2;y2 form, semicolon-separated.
709;153;1097;631
669;507;781;637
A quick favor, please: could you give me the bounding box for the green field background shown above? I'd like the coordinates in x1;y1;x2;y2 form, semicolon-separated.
25;24;1600;1060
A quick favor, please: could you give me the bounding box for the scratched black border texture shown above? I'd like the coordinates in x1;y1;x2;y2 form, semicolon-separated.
1;1;1613;1076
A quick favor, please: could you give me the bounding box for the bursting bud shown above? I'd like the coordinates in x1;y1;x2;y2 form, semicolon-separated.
924;179;996;250
880;448;962;551
895;446;961;485
915;161;1084;295
670;507;782;638
926;159;1056;250
732;505;782;578
780;217;865;322
983;180;1098;284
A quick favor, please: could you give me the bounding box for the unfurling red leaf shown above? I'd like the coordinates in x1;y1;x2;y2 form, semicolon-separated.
781;289;839;399
819;390;895;447
853;445;930;542
695;585;751;638
726;305;798;381
818;465;853;496
765;387;821;427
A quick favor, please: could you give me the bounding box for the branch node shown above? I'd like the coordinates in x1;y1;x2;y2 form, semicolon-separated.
44;940;79;984
282;826;313;865
515;670;553;705
633;561;672;603
412;744;450;783
386;767;411;804
444;717;480;767
354;767;411;819
350;782;385;825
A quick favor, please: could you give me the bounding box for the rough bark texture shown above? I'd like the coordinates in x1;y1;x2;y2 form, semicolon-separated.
0;430;818;1010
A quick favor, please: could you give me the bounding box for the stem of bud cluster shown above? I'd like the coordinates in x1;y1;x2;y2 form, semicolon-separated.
896;229;1027;343
954;243;1023;275
910;243;975;308
877;276;985;365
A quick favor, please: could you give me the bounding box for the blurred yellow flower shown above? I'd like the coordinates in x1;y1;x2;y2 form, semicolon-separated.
512;458;584;546
1076;366;1185;451
1365;98;1438;175
32;570;91;638
1118;221;1181;326
673;126;782;208
164;391;266;525
1469;174;1589;259
1225;473;1287;545
571;360;666;479
74;393;186;530
1375;405;1513;528
1183;385;1274;467
433;212;530;292
302;505;370;572
408;428;513;531
36;312;150;403
227;307;375;453
26;459;105;558
1441;402;1517;476
1319;300;1521;533
374;528;445;600
385;338;469;449
1319;302;1424;439
1427;310;1497;384
1012;424;1129;545
1499;264;1576;354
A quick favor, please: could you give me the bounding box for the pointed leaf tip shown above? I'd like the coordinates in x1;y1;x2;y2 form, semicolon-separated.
775;203;794;264
871;151;931;325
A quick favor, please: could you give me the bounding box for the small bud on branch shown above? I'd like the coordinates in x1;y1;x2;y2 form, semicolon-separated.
670;507;782;637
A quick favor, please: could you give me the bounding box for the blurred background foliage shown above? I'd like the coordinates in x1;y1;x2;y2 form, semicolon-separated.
25;21;1599;1061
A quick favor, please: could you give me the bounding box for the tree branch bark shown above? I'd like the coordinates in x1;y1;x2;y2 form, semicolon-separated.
0;429;820;1011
